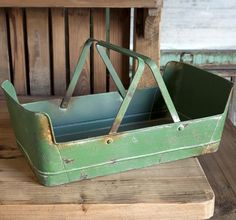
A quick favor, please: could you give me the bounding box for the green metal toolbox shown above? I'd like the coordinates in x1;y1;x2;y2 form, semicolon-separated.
1;39;233;186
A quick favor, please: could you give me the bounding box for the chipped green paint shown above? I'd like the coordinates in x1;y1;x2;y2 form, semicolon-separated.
1;39;233;186
161;50;236;69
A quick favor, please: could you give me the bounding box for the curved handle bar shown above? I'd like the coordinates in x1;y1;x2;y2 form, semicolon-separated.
60;38;180;134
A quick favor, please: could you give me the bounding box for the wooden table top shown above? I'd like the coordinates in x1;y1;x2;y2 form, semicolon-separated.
0;97;214;220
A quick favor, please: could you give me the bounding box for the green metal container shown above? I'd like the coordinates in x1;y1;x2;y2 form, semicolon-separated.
1;39;233;186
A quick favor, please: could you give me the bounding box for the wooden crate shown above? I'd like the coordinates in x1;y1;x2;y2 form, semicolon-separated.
0;1;162;96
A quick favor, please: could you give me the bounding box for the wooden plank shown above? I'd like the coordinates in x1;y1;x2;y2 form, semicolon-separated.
68;8;90;95
199;121;236;219
0;202;214;220
134;8;162;88
0;9;10;94
9;8;27;95
0;0;162;8
199;155;236;219
0;96;215;220
51;8;66;95
212;122;236;195
109;9;130;91
92;9;106;93
26;8;51;95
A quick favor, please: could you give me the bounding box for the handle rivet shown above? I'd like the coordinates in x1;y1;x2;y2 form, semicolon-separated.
106;138;113;144
177;124;185;131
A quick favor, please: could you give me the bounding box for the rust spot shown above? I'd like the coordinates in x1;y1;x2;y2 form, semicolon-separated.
127;92;134;97
105;137;113;145
80;172;88;180
110;159;117;164
37;115;54;143
63;158;74;164
110;118;122;134
81;204;87;213
202;143;219;154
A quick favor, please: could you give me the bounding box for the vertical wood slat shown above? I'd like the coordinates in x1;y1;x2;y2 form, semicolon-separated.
135;8;162;88
92;8;106;93
109;9;130;91
68;8;90;95
9;8;27;95
0;9;10;94
51;8;66;95
26;8;51;95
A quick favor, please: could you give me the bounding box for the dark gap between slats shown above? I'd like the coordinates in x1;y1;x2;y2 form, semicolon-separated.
64;8;70;90
105;8;110;93
90;9;94;94
22;8;30;95
48;8;54;95
5;9;13;85
132;8;138;82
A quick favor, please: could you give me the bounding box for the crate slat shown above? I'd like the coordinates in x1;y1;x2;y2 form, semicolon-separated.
92;9;106;93
0;9;10;94
26;8;51;95
109;9;130;91
51;8;67;95
68;8;90;95
9;8;27;95
135;8;161;88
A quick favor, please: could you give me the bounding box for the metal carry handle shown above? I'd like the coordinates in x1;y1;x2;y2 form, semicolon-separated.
60;38;180;134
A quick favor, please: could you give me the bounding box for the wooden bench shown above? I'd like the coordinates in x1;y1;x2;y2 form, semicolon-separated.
0;97;214;219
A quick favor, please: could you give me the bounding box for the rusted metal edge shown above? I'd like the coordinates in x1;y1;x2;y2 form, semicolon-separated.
16;139;220;176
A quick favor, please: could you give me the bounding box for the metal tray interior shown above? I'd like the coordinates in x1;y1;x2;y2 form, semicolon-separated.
23;62;233;143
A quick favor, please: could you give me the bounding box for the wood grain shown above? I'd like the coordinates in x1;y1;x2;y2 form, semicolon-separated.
0;0;162;8
212;123;236;195
9;8;27;95
51;8;66;95
199;121;236;219
109;9;130;91
26;8;51;95
68;8;90;95
0;9;10;94
92;9;106;93
135;8;162;88
0;97;214;220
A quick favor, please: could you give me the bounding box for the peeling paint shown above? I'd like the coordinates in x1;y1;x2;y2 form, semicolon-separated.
63;158;74;164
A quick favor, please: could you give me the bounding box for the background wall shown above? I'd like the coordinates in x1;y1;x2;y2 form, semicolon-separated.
161;0;236;50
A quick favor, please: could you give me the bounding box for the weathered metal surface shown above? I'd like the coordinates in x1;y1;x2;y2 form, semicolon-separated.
1;39;233;186
160;50;236;127
160;50;236;70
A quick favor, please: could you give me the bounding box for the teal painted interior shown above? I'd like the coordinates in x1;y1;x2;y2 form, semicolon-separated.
23;61;233;143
